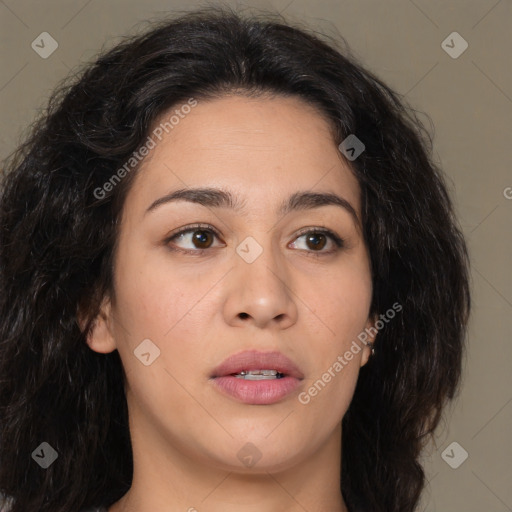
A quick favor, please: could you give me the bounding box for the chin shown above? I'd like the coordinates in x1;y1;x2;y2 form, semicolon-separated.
201;437;308;474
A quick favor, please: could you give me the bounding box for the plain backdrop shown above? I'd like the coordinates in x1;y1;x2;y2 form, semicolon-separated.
1;1;511;511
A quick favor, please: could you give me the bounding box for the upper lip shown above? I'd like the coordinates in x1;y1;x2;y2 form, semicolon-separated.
210;350;304;379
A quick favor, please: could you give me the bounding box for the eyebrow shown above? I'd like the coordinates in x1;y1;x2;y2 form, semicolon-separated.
145;187;360;228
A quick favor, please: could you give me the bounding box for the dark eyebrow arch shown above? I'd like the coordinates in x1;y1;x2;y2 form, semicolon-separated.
145;187;360;229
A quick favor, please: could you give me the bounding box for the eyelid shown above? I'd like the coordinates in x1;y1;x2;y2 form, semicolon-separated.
165;223;224;248
290;226;345;254
293;225;343;243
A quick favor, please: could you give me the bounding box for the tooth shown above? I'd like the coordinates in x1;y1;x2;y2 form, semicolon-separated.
236;374;278;380
234;369;284;380
238;369;278;376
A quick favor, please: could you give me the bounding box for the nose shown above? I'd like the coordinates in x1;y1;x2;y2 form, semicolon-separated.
223;241;298;330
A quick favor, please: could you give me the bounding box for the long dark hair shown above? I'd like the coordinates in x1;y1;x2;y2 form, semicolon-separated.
0;6;471;512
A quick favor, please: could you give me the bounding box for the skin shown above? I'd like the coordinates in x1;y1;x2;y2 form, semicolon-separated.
87;94;377;512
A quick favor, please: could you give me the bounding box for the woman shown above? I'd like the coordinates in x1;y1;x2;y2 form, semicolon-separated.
0;6;471;512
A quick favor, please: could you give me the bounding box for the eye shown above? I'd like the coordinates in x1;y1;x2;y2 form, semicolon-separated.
165;224;344;256
165;224;224;254
289;227;344;255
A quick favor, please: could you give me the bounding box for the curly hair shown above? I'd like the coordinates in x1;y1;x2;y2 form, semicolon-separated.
0;6;470;512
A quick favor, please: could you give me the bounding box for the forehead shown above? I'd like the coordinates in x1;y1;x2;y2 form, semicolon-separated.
127;94;361;217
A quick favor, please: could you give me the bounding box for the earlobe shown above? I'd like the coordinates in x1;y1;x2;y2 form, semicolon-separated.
82;297;117;354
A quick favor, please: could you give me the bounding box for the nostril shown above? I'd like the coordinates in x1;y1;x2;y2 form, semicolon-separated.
239;312;249;319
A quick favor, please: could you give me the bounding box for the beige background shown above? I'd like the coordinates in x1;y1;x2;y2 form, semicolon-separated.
1;0;511;510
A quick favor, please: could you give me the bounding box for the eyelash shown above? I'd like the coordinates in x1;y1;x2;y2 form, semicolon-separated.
164;223;345;257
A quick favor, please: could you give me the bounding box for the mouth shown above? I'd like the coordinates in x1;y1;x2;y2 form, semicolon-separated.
210;350;304;405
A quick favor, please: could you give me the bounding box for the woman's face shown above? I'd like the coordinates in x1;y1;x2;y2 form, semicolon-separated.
89;94;375;474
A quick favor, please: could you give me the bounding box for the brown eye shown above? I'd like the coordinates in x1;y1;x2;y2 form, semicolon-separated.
305;232;327;251
190;229;214;249
292;228;345;256
166;225;343;256
165;224;224;254
290;228;343;254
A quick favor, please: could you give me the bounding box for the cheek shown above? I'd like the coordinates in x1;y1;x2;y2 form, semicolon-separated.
298;273;370;419
300;358;361;432
111;245;221;388
296;260;371;417
304;259;372;345
113;239;207;338
111;262;208;422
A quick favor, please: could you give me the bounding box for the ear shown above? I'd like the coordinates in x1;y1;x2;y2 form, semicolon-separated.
360;314;378;368
79;296;117;354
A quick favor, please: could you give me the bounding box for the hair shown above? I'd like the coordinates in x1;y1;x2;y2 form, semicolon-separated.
0;5;470;512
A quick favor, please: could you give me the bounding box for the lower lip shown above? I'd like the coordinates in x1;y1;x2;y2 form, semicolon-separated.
211;375;301;405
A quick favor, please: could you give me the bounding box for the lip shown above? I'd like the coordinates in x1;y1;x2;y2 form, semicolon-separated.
211;350;304;379
210;350;304;405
